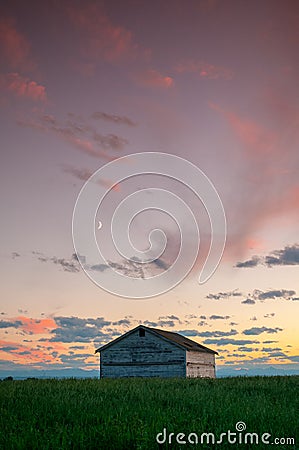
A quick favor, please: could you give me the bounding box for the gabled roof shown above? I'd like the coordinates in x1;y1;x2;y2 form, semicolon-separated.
148;327;218;354
95;325;218;355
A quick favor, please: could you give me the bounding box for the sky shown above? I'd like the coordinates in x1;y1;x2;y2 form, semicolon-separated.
0;0;298;377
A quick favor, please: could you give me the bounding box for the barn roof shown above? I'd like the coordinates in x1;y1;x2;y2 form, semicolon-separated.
95;325;218;355
148;327;218;354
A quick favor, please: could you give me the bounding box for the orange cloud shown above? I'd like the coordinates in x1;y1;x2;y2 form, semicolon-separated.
0;339;54;365
135;69;174;89
176;60;233;80
16;316;57;334
2;72;47;101
0;339;23;351
0;17;34;71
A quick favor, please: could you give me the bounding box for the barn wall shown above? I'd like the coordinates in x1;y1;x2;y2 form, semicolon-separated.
186;351;216;378
100;329;186;378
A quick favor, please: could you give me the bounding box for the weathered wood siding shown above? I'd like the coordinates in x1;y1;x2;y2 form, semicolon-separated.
186;350;216;378
100;329;186;378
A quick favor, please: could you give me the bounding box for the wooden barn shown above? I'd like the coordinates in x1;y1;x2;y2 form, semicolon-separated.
95;325;218;378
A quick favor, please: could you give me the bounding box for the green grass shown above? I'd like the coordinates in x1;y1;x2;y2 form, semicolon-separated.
0;376;298;449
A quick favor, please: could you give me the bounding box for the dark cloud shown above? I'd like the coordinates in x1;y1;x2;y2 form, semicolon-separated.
206;290;242;300
50;316;111;343
0;346;19;352
72;253;86;264
63;166;93;182
18;111;128;159
235;256;261;268
178;329;200;337
144;320;176;328
196;329;238;338
203;338;259;346
34;252;81;273
55;317;110;328
265;244;299;266
51;257;80;273
207;287;297;306
256;289;296;300
153;258;170;270
108;259;145;279
107;256;170;279
238;347;259;352
209;315;230;320
0;320;22;329
261;347;282;352
112;318;132;327
63;165;122;194
241;298;255;305
91;112;136;126
159;315;180;321
90;264;109;272
59;354;92;365
243;326;283;335
236;244;299;268
92;131;128;150
235;357;270;364
268;352;289;358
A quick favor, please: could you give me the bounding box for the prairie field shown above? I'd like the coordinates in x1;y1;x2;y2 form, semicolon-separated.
0;376;298;449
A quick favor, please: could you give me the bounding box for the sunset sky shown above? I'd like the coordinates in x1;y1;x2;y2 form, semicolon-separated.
0;0;298;377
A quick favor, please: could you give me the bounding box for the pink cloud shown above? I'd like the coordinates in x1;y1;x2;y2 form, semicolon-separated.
2;72;47;101
209;102;276;159
17;114;122;160
0;17;34;71
176;60;233;80
210;102;299;259
135;69;174;89
63;165;120;190
67;3;150;64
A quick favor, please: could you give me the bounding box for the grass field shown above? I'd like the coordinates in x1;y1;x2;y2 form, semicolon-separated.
0;376;298;449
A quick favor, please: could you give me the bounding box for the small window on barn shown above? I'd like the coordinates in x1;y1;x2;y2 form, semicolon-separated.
139;328;145;337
